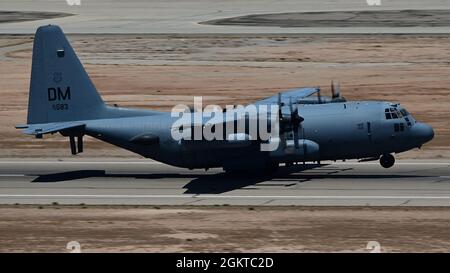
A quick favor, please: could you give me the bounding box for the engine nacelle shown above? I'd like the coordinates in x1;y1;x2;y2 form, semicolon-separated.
270;138;319;161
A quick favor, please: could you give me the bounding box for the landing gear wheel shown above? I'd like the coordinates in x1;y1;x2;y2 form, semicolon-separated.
380;154;395;168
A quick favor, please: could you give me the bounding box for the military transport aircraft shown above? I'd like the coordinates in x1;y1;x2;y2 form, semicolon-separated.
16;25;434;173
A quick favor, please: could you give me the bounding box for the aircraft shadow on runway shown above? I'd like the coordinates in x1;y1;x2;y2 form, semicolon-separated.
30;164;430;194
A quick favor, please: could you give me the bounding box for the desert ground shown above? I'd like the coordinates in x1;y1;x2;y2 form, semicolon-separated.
1;1;450;254
0;34;449;159
1;206;450;252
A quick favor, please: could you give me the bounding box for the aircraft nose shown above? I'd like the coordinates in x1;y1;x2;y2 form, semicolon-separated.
411;122;434;144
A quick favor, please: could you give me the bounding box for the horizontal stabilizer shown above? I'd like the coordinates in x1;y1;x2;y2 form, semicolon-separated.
16;122;85;135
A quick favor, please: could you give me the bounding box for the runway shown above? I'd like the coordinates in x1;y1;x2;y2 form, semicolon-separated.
0;160;449;206
1;0;450;34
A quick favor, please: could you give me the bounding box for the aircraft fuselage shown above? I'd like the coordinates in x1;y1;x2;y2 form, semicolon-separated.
83;100;434;171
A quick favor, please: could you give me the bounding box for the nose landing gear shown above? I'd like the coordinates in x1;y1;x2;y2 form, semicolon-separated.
380;154;395;168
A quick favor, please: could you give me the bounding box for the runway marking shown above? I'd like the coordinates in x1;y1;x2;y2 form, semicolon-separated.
1;194;450;200
0;174;25;177
0;161;164;165
0;161;448;165
337;162;450;165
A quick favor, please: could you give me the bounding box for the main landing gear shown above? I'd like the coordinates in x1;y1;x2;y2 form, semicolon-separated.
380;153;395;168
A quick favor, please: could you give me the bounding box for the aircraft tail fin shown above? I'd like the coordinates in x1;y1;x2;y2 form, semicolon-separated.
27;25;106;125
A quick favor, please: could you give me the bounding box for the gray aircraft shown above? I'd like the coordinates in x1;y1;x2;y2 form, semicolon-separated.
17;25;434;173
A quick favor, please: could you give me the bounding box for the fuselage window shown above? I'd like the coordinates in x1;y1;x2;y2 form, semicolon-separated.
405;117;412;127
394;123;405;132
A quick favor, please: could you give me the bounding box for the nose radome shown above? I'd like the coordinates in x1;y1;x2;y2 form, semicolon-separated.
412;122;434;144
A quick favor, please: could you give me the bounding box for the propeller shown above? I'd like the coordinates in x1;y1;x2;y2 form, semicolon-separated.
331;80;341;99
289;97;303;149
277;93;304;150
317;87;322;104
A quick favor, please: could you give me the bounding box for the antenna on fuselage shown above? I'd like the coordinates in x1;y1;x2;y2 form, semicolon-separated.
316;87;322;104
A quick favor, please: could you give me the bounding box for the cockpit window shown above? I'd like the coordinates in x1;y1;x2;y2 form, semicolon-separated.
400;109;409;117
385;108;403;120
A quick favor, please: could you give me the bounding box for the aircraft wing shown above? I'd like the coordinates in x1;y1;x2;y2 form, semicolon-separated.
254;87;319;105
16;121;85;136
